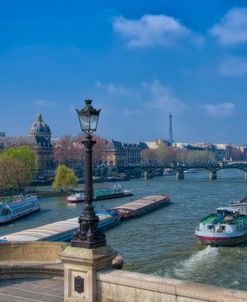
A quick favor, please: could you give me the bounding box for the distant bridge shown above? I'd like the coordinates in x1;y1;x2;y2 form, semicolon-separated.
117;162;247;180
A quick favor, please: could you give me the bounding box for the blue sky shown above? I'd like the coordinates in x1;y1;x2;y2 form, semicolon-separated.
1;0;247;144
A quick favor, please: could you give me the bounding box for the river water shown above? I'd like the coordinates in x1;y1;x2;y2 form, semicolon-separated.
1;169;247;291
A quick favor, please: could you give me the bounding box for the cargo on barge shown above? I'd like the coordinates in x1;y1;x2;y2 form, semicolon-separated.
112;195;170;219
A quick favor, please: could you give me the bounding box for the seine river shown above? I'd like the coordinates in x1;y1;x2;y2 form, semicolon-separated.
1;169;247;291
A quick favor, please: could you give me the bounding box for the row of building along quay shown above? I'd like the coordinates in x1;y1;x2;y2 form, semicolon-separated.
1;112;247;184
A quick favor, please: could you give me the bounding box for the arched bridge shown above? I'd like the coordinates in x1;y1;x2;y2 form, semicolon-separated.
117;162;247;180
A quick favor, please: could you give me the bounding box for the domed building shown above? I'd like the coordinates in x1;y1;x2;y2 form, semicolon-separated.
28;113;53;171
29;113;51;138
0;113;54;172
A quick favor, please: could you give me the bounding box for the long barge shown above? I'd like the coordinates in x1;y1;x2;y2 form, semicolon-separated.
112;195;170;219
0;212;120;243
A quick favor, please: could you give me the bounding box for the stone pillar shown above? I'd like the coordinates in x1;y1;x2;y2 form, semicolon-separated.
60;245;117;302
209;171;217;180
176;171;184;180
144;171;152;179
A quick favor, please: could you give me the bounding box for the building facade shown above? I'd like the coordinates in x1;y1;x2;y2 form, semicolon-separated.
104;140;141;167
28;113;53;171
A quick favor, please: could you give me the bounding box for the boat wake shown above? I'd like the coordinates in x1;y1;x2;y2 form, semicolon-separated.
173;246;219;280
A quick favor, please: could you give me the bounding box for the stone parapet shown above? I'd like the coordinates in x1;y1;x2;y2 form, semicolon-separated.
97;269;247;302
0;241;68;263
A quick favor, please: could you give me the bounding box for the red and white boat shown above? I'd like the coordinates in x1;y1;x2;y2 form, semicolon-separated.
67;192;84;202
195;206;247;246
0;195;40;224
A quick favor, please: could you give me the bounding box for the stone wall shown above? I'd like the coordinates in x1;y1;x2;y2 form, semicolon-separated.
97;269;247;302
0;241;68;263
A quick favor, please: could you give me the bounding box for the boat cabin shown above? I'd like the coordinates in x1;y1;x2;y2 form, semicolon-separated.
216;207;240;217
0;203;12;217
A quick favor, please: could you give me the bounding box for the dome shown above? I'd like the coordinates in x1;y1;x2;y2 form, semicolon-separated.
29;113;51;136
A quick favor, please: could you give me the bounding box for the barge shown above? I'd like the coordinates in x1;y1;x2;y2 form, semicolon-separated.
0;211;120;243
112;195;170;219
67;184;133;203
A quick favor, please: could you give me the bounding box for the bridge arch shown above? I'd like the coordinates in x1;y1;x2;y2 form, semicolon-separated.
117;162;247;180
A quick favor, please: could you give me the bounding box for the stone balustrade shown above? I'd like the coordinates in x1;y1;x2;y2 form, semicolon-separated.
97;269;247;302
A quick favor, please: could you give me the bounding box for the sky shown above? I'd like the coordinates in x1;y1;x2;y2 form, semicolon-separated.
1;0;247;144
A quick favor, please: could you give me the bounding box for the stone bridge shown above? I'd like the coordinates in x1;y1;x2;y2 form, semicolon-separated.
118;162;247;180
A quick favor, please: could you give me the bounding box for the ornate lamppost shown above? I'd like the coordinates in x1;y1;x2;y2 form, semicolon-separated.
71;99;106;248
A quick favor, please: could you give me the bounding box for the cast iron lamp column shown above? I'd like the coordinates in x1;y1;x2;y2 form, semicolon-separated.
71;99;106;248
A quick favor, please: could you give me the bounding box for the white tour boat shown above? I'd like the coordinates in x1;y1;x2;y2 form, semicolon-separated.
0;195;40;224
195;206;247;246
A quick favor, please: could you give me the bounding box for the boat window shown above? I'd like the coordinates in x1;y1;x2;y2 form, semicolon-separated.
2;208;10;216
207;225;212;229
221;226;226;231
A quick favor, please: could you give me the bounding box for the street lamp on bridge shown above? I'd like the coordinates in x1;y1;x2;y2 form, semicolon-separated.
71;99;106;248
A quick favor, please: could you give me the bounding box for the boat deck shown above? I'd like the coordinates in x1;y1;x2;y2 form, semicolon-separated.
112;195;170;218
0;213;110;242
200;214;247;225
200;215;217;224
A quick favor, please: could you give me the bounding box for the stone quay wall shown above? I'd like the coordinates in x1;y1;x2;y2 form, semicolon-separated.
97;269;247;302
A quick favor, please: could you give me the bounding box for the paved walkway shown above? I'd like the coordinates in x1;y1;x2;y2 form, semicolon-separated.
0;278;64;302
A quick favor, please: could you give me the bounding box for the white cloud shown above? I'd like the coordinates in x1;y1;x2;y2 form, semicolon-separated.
143;80;186;113
113;14;203;48
122;108;142;117
93;80;192;141
35;99;54;108
203;102;235;117
95;81;132;96
211;8;247;46
219;56;247;76
95;80;186;115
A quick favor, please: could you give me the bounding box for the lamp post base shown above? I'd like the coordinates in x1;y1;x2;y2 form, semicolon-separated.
60;245;117;302
71;237;106;249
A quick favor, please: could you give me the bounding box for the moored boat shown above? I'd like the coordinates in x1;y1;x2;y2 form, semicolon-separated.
195;206;247;246
67;184;133;203
67;192;84;202
0;195;40;224
163;168;176;176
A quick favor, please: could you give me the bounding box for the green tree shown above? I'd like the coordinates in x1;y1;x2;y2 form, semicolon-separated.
52;165;78;191
4;146;37;183
0;154;27;191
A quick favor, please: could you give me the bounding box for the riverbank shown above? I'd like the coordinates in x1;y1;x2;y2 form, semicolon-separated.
0;189;69;199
